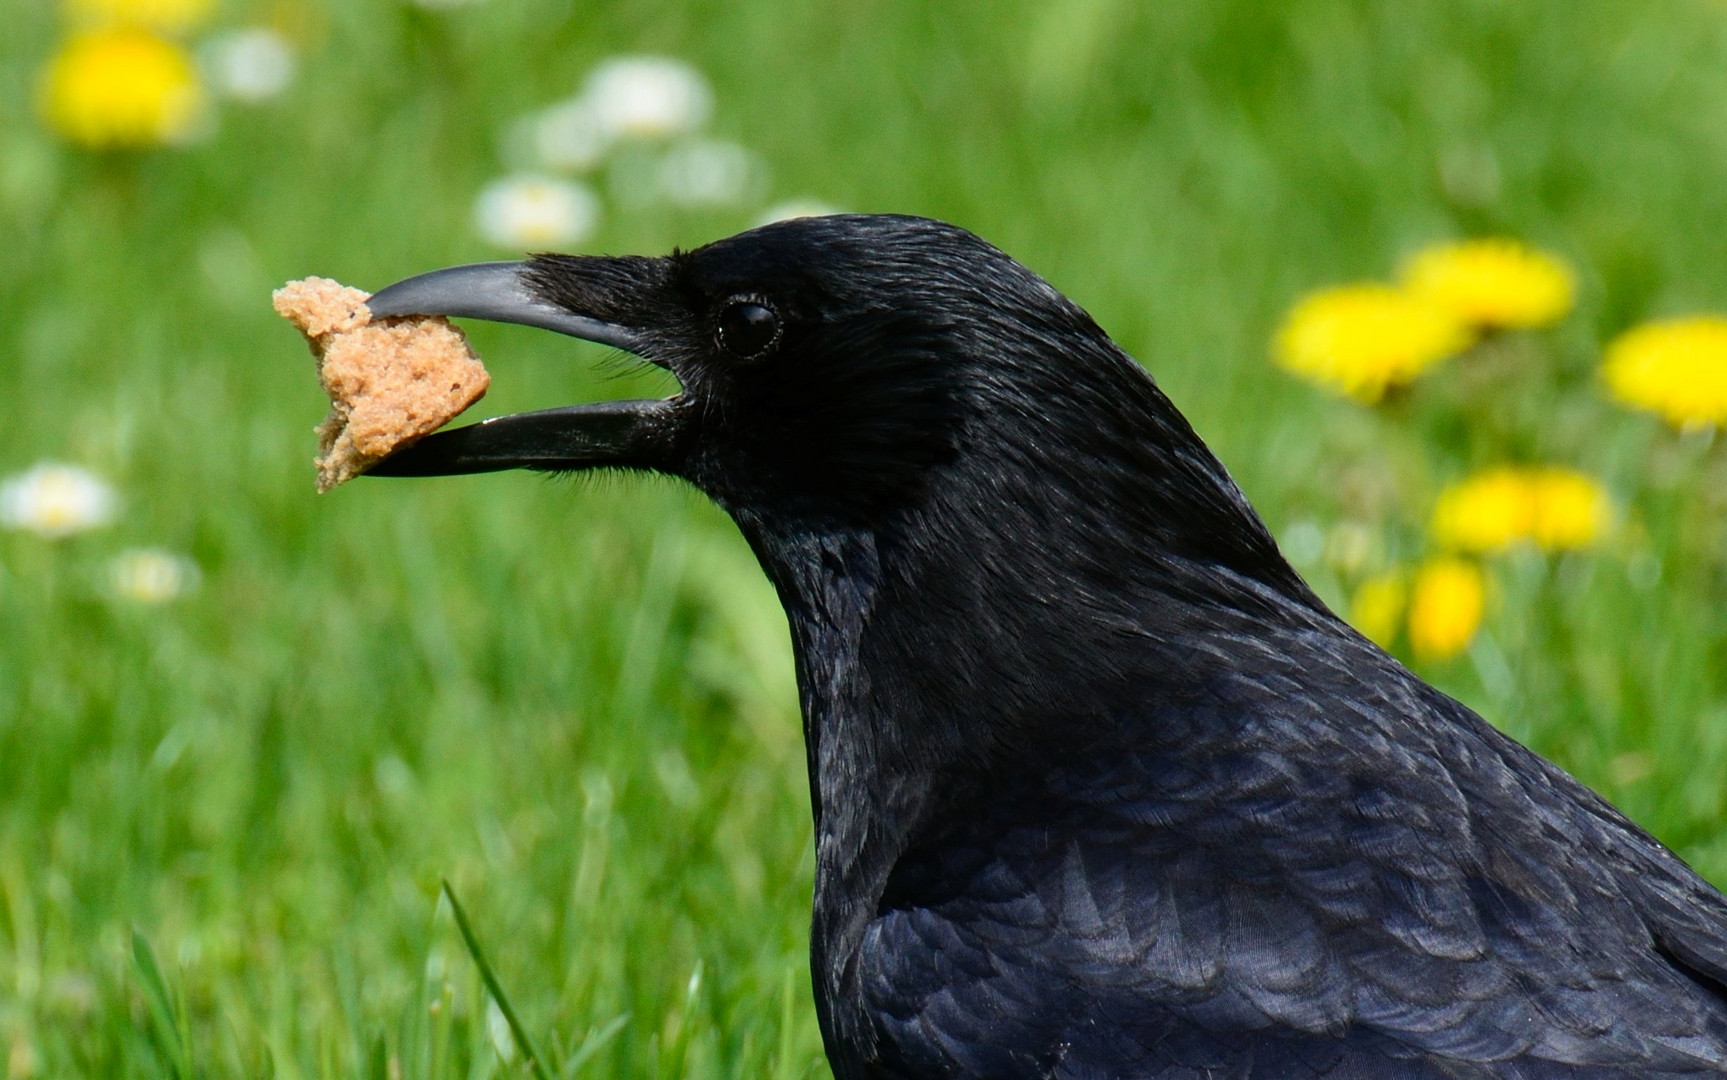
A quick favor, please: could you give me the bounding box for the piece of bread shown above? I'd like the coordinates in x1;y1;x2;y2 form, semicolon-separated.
273;277;490;492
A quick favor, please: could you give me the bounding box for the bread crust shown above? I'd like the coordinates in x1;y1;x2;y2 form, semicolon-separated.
274;277;490;492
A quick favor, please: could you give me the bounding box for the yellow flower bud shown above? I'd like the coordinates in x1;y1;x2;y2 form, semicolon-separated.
1408;558;1485;661
1349;572;1406;648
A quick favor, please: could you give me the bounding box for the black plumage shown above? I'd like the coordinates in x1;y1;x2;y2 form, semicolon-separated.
368;214;1727;1078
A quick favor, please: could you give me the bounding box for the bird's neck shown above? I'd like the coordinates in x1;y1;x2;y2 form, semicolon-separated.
732;520;915;1029
729;351;1339;1019
734;471;1332;1004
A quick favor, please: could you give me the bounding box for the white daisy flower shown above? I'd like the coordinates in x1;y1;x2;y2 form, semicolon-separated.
110;549;200;604
529;96;612;172
656;139;763;208
0;463;117;538
583;56;712;140
201;28;295;103
473;174;599;250
754;199;841;227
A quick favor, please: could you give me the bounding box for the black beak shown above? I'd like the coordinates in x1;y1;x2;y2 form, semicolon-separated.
365;262;645;352
360;261;681;477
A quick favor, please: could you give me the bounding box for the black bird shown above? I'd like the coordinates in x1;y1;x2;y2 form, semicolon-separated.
364;214;1727;1078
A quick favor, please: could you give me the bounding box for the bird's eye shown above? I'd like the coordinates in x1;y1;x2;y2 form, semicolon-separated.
717;300;780;359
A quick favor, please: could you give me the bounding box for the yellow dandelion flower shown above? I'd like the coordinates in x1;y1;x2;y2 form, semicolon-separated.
1401;239;1575;329
63;0;217;34
1602;316;1727;430
1408;557;1485;661
1430;468;1533;553
40;29;205;148
1431;466;1610;553
1274;283;1473;403
1527;468;1610;551
1349;572;1406;647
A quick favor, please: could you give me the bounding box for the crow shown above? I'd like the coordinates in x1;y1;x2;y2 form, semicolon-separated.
363;214;1727;1078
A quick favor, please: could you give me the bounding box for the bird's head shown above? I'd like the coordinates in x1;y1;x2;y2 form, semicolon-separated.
370;215;1021;519
371;214;1318;650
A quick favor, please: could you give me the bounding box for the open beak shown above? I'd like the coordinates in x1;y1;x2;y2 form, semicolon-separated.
361;261;681;477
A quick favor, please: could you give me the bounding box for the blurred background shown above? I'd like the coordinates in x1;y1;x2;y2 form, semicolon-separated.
5;0;1727;1076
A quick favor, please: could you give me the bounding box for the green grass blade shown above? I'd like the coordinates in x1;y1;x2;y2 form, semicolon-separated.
132;928;195;1080
560;1013;630;1080
440;879;553;1080
660;960;703;1080
772;966;800;1080
367;1033;389;1080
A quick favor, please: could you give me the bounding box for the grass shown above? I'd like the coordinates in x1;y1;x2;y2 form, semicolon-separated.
6;0;1727;1075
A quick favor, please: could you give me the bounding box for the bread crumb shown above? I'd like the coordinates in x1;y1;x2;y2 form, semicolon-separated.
273;277;490;492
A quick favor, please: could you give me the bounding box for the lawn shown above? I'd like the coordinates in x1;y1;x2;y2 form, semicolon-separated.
5;1;1727;1076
